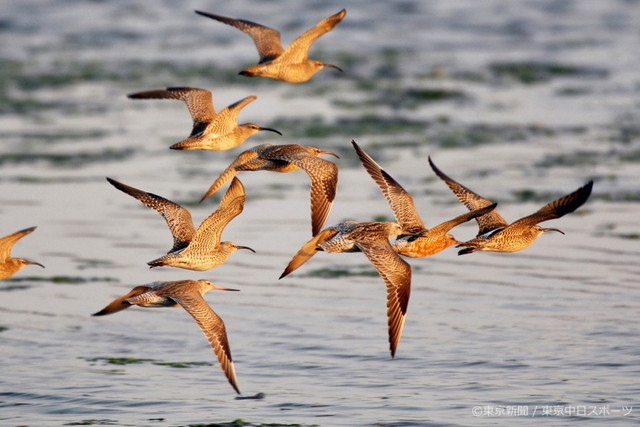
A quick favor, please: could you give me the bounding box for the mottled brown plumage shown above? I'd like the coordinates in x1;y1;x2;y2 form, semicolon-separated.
281;221;412;358
200;144;339;235
92;279;241;394
428;157;593;254
195;9;346;83
352;141;497;258
127;87;281;150
0;226;44;280
107;177;254;270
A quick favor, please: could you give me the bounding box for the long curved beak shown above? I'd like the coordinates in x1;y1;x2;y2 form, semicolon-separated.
324;64;343;72
211;284;240;292
259;126;283;136
237;245;256;253
542;228;565;235
26;260;45;268
320;150;340;158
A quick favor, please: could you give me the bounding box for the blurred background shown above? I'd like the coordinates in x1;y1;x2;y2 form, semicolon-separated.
1;1;639;426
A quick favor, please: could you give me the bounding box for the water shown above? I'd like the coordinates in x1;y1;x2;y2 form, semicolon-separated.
1;0;639;425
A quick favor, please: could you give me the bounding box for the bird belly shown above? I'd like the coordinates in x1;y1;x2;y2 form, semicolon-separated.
393;237;451;258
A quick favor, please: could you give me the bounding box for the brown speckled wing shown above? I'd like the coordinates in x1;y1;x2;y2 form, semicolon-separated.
511;181;593;228
195;10;284;63
171;291;240;394
353;141;426;234
192;178;246;250
200;145;272;202
356;236;411;358
290;156;338;235
278;9;346;64
428;156;508;236
106;178;195;252
208;95;257;136
279;227;340;279
127;87;215;136
92;285;155;316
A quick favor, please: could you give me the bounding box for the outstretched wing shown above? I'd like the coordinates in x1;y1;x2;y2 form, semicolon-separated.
106;178;195;252
200;145;272;202
428;156;508;236
127;87;215;137
279;227;340;279
208;95;256;136
0;226;37;261
511;181;593;228
288;155;338;236
195;10;284;63
356;237;411;358
353;141;426;234
92;285;156;316
192;178;246;249
171;291;240;394
277;9;346;64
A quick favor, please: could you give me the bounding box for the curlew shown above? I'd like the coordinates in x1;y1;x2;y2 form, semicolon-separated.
352;140;497;257
280;220;413;358
92;279;241;394
107;177;254;270
127;87;281;150
195;9;346;83
428;157;593;255
0;226;44;280
200;143;339;236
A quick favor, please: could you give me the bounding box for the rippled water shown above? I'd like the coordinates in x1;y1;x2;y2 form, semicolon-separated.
1;0;639;426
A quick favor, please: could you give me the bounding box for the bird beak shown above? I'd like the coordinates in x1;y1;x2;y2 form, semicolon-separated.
324;64;343;72
26;260;45;268
259;127;283;136
542;228;565;235
210;284;240;292
320;150;340;158
237;245;256;253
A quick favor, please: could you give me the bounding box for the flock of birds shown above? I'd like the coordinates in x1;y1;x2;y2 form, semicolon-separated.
1;8;594;396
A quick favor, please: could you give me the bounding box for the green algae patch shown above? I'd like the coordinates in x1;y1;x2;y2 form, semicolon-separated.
489;61;608;84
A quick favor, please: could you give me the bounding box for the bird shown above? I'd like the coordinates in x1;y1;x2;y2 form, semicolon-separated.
352;140;498;257
195;9;346;83
106;176;254;270
0;226;44;280
200;143;339;236
428;157;594;255
127;87;281;150
92;279;241;394
280;220;414;357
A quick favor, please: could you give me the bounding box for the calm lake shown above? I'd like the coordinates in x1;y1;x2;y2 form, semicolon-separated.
1;0;639;426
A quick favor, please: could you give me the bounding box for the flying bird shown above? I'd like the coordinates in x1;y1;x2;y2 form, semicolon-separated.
93;279;241;394
428;157;593;254
195;9;346;83
107;177;254;270
352;140;497;257
200;143;339;236
280;220;413;358
0;226;44;280
127;87;281;150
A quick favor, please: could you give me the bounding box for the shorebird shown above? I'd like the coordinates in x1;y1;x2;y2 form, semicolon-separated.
280;220;412;357
0;226;44;280
428;157;594;255
200;143;339;236
352;140;498;257
92;279;241;394
127;87;281;150
107;176;254;270
195;9;346;83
